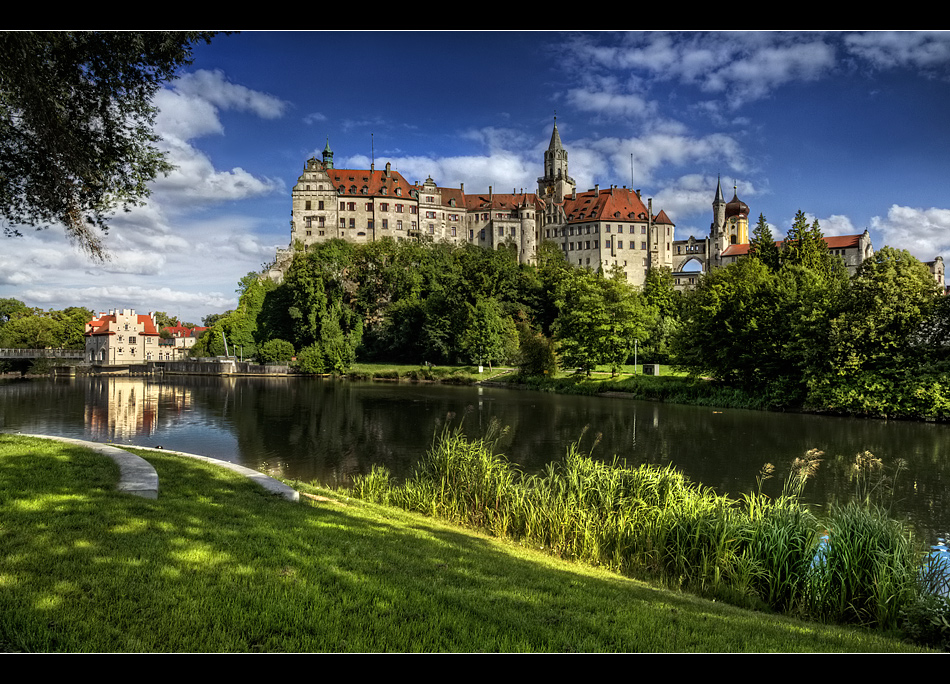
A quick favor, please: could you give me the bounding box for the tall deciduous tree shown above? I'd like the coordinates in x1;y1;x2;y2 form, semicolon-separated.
0;31;218;258
553;268;652;376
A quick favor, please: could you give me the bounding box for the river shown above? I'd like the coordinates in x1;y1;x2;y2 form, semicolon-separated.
2;374;949;545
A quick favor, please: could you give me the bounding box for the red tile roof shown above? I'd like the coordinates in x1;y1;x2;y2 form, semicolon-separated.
721;234;864;258
85;312;159;337
464;192;543;212
327;168;413;196
563;187;659;224
162;325;208;338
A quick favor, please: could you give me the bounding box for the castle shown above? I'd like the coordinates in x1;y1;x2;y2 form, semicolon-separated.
268;121;676;288
267;122;945;291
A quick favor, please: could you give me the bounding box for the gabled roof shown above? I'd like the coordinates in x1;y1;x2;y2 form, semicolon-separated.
327;167;413;196
563;187;657;224
163;325;208;338
85;312;159;337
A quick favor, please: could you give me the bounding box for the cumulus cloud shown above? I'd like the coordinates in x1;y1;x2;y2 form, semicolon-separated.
171;69;288;120
816;214;858;237
152;70;286;207
870;205;950;259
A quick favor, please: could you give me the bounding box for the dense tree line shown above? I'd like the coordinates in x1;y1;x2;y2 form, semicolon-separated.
192;238;664;376
672;213;948;419
190;216;947;420
0;298;91;350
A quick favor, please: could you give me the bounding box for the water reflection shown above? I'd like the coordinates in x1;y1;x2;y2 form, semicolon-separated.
2;375;950;543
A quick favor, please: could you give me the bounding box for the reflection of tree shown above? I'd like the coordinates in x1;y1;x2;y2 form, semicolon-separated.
4;376;950;540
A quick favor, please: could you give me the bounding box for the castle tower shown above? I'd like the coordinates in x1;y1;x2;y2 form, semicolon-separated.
724;184;750;246
322;137;334;169
709;177;749;267
537;118;576;206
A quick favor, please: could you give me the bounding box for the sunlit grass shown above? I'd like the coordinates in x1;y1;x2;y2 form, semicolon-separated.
0;434;929;652
350;422;934;636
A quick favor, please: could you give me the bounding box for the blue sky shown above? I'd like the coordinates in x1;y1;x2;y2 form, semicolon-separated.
2;30;949;324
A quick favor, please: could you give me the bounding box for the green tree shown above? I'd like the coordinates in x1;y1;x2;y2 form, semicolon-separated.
748;213;780;272
153;311;178;328
781;211;846;286
641;267;682;364
553;268;652;376
459;296;519;369
808;247;945;417
256;338;294;365
0;31;218;257
0;313;64;349
672;257;782;391
0;298;28;328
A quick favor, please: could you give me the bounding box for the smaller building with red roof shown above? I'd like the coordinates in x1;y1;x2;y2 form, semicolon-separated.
85;309;161;364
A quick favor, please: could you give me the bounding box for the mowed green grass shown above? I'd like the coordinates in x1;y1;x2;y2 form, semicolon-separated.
0;435;927;652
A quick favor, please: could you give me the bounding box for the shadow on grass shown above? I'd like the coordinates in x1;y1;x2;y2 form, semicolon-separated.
0;436;920;653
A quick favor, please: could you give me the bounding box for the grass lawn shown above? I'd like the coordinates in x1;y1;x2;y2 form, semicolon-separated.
0;434;928;652
347;362;516;383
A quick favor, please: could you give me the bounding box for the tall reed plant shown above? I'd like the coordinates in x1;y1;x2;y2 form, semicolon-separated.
348;421;932;634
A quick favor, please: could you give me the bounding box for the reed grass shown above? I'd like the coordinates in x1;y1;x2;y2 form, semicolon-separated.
349;421;933;635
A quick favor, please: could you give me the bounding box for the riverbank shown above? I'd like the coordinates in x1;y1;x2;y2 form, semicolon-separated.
0;434;929;652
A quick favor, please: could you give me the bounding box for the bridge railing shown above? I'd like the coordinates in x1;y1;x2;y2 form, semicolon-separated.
0;348;85;359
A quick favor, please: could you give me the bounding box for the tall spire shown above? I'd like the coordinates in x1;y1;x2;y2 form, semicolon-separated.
548;115;564;152
322;137;334;169
714;174;724;203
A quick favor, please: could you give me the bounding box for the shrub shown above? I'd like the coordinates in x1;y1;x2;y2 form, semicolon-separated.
295;344;326;374
257;338;295;365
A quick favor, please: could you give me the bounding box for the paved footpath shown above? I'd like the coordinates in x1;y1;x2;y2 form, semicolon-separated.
8;433;299;503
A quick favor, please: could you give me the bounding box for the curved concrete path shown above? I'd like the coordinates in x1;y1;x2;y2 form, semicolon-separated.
8;434;299;503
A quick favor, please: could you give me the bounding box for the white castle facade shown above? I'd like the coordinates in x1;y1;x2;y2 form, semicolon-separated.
267;122;676;288
267;122;945;291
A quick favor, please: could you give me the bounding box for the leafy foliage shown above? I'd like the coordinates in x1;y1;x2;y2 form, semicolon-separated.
553;267;654;375
0;31;218;258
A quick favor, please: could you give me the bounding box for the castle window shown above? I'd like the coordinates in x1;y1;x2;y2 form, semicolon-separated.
305;201;311;210
380;203;388;211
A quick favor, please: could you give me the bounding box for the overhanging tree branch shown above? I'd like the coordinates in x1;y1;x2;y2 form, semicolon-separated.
0;31;219;259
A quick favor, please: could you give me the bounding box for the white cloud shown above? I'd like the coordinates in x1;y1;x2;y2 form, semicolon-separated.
566;87;656;119
152;70;286;208
817;214;858;237
870;204;950;259
844;31;950;73
567;32;837;106
171;69;288;120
